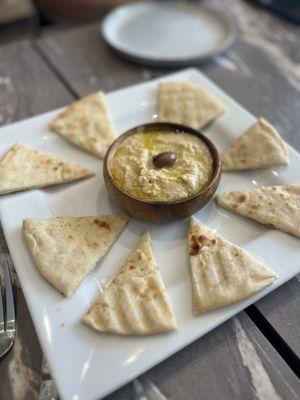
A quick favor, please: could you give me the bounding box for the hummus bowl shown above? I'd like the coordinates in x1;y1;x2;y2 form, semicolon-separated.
104;122;221;222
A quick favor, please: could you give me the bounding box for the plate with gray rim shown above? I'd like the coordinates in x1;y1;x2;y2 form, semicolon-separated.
101;1;236;67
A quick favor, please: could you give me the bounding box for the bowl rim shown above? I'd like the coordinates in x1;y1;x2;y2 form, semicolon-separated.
104;122;221;206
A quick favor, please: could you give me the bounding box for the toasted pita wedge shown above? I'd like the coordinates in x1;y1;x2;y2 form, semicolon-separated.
23;214;128;296
189;218;277;315
82;231;178;335
0;143;94;195
50;92;116;158
222;118;289;171
216;185;300;238
157;81;226;129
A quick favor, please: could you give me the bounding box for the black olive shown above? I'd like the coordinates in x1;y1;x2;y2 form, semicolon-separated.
152;151;177;168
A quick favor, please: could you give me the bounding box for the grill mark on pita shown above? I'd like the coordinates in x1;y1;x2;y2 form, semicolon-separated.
127;278;164;331
120;284;146;333
140;287;172;331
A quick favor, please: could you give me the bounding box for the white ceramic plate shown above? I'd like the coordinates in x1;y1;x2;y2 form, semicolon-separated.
0;69;299;400
101;2;236;66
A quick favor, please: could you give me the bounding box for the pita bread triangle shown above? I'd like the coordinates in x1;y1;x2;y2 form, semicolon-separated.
216;185;300;239
49;92;117;158
82;231;178;335
188;218;277;315
157;81;226;129
23;214;129;296
222;118;289;171
0;143;94;195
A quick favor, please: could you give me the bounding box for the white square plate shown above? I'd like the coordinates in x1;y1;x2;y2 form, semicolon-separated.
0;69;299;400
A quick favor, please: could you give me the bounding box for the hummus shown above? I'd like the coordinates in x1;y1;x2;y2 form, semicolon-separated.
109;130;214;202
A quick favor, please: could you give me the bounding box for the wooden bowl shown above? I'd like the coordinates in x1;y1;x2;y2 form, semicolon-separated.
104;122;221;223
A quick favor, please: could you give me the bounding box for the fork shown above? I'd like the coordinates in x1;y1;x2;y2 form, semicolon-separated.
0;255;16;358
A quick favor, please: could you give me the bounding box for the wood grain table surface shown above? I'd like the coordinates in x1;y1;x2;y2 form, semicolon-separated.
0;1;299;399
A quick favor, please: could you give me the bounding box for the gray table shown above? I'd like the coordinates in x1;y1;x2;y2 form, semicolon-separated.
0;1;299;399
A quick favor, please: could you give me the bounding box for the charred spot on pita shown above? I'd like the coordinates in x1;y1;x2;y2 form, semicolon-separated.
94;218;111;230
189;234;216;256
190;241;200;256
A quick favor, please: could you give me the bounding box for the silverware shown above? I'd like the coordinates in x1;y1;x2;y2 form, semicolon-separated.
39;358;58;400
133;376;167;400
0;254;16;358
